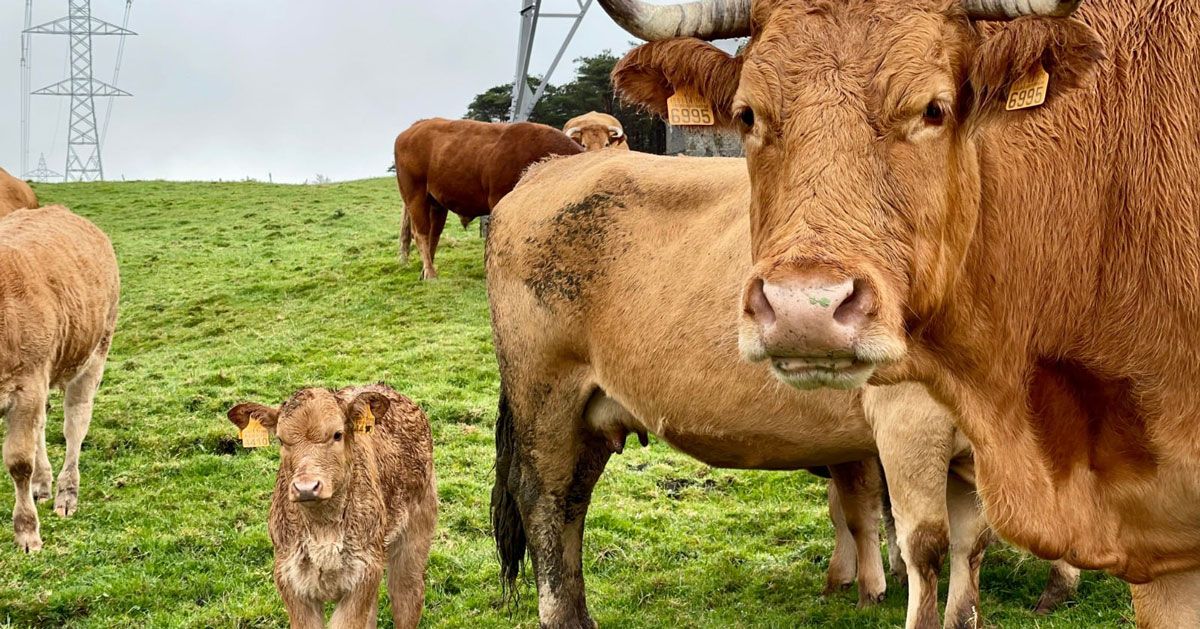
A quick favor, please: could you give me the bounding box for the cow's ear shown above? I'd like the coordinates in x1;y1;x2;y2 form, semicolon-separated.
613;39;743;127
967;17;1105;117
227;402;280;430
345;392;390;430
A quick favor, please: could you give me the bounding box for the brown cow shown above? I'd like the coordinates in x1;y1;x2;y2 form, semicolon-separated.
605;0;1200;625
393;118;583;279
226;384;437;629
563;112;630;151
0;206;119;552
488;150;1075;628
0;166;38;217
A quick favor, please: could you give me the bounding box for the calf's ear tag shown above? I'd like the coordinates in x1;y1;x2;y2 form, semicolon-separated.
1006;63;1050;111
355;408;375;434
240;418;270;449
667;89;715;126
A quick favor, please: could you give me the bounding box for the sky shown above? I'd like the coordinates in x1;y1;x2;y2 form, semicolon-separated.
0;1;654;183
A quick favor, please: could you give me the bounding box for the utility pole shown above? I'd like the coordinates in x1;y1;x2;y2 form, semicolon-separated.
25;1;135;182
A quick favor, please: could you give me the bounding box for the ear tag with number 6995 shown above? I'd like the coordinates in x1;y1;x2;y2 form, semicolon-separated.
667;89;715;126
1006;63;1050;111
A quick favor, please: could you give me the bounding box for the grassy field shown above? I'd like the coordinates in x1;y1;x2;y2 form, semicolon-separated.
0;178;1130;627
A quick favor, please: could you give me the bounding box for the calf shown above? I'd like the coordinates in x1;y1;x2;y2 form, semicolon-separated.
563;112;630;152
0;166;37;217
0;206;119;552
394;118;583;279
227;384;437;629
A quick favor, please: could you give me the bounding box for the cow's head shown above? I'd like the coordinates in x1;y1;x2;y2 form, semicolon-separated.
606;0;1103;389
564;112;630;151
227;388;389;505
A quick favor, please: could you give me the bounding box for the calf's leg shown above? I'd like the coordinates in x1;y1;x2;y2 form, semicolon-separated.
388;481;437;629
331;570;383;629
828;460;887;607
56;340;109;518
31;419;52;502
5;382;49;553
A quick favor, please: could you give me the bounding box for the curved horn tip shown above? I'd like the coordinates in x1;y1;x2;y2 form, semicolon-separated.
597;0;752;41
962;0;1083;19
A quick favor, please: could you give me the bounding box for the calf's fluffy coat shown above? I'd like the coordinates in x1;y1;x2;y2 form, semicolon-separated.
227;384;437;629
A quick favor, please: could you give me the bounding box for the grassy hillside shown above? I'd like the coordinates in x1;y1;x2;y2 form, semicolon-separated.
0;179;1129;627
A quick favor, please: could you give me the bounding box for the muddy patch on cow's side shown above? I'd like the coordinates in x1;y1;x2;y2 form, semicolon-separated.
524;192;625;309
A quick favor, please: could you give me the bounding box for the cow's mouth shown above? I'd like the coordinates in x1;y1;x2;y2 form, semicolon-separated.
769;356;877;390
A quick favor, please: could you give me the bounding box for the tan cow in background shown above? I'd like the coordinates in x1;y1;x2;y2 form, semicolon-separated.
0;206;119;553
563;111;629;151
0;167;38;217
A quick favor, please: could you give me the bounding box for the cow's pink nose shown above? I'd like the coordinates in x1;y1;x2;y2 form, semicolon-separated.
292;479;322;502
745;275;874;357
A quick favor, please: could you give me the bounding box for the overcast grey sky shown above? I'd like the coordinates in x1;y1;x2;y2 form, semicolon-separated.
0;1;649;183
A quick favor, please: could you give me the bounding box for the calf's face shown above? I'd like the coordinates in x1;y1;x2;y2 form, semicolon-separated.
613;0;1102;389
227;389;390;505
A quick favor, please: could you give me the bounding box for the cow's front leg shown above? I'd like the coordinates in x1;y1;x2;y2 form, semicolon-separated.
331;569;383;629
1130;569;1200;629
828;460;887;607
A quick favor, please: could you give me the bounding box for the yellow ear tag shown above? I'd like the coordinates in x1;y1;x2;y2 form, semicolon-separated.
1006;63;1050;111
240;418;270;449
354;408;375;434
667;89;715;126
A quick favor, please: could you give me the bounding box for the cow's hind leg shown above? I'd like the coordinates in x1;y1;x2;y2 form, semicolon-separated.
424;202;448;280
828;460;887;607
55;337;109;518
1130;569;1200;628
824;481;858;595
494;380;610;628
1033;560;1080;614
5;381;49;552
31;415;52;502
943;472;989;629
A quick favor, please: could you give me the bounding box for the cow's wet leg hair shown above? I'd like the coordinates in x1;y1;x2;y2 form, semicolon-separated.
824;481;858;595
56;338;109;518
5;381;48;553
944;473;989;629
1034;560;1080;614
1130;569;1200;628
829;460;887;606
330;568;383;629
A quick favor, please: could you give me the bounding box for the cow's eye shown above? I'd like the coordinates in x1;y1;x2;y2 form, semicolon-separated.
922;102;945;126
333;431;343;442
738;107;756;130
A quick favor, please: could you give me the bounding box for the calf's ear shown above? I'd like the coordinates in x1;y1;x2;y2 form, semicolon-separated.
227;402;280;430
346;392;391;428
612;39;743;127
967;17;1105;117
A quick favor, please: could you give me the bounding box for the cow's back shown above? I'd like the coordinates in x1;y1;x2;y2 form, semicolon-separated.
0;206;119;393
0;167;38;218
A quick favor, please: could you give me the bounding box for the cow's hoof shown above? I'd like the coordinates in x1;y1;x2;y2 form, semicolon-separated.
822;580;852;596
857;590;886;608
31;477;53;502
15;530;42;554
54;488;78;518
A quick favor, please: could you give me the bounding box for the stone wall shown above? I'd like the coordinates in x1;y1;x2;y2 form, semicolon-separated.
665;126;744;157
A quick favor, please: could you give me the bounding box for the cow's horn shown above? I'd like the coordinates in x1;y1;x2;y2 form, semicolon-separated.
607;126;625;138
961;0;1082;19
597;0;751;41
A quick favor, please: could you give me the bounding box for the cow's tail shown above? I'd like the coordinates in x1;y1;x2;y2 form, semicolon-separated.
399;204;413;263
491;385;526;602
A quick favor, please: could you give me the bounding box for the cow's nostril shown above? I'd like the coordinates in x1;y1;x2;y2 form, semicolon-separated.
745;277;776;326
833;279;874;327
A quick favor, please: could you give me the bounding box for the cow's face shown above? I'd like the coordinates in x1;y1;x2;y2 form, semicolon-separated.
565;117;629;151
613;0;1102;389
227;389;389;506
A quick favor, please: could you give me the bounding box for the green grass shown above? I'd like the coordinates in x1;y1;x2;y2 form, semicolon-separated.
0;179;1130;627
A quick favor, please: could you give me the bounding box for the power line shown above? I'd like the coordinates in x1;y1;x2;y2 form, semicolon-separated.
24;1;136;182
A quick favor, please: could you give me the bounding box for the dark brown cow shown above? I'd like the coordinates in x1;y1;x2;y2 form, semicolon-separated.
604;0;1200;625
393;118;583;279
0;166;38;217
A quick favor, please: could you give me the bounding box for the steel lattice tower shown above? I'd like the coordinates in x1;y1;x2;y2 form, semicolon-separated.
510;0;593;122
26;153;63;182
25;1;135;182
